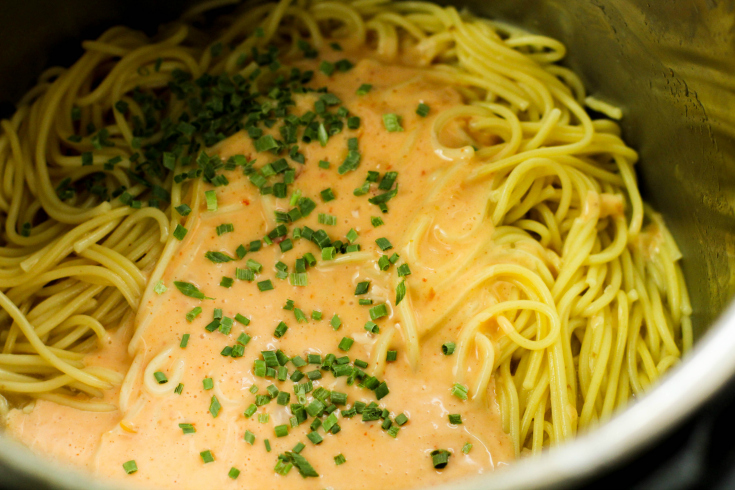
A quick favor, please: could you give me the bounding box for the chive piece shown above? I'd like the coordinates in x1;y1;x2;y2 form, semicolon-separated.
173;281;210;300
364;321;379;334
228;467;240;479
205;190;218;211
416;103;430;117
258;280;274;291
369;304;388;320
203;378;214;390
153;281;167;295
259;414;270;424
200;450;215;464
320;188;336;202
334;454;346;465
347;116;360;129
210;396;222;417
274;425;289;437
395;281;406;306
386;350;397;362
122;460;138;474
173;224;188;240
354;359;368;369
448;414;462;424
322;247;336;260
290;273;308;286
307;431;323;445
265;439;271;452
274;321;288;338
319;160;330;169
375;237;393;250
311;310;322;320
356;84;372;95
355;281;370;295
174;383;184;394
442;342;456;355
338;337;354;351
153;371;168;384
431;449;451;469
220;277;234;288
293;442;306;454
180;333;190;348
390;253;400;263
205;251;235;263
186;307;202;322
237;332;251;346
254;135;278;152
374;382;389;400
244;430;256;445
451;383;469;400
235;313;250;326
395;413;409;426
330;314;342;330
382;113;404;132
318;213;337;226
319;60;335;76
397;264;412;277
179;423;196;434
462;442;473;454
244;404;257;418
359;298;373;305
176;204;192;216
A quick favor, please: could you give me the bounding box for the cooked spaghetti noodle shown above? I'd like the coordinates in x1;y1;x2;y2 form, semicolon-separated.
0;0;690;481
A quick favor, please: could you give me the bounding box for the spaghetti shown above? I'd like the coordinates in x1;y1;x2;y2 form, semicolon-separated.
0;0;690;467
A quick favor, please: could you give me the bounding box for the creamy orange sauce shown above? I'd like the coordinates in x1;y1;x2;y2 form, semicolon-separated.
6;52;513;489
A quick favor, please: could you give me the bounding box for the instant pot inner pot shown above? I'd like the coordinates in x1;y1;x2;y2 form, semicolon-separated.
0;1;733;489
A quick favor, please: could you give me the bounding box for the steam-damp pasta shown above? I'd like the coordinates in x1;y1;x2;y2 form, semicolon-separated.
0;0;691;488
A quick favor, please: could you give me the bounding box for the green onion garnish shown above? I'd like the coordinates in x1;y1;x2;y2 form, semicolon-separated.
205;190;217;211
375;238;393;250
338;337;354;351
430;449;450;469
395;280;406;305
369;304;388;320
334;454;346;465
386;350;397;362
382;113;404;132
356;84;372;95
203;378;214;390
397;264;411;277
173;281;210;300
355;281;370;295
244;430;256;445
179;423;196;434
180;333;190;348
185;307;201;323
274;424;289;437
174;383;184;395
173;224;188;241
330;314;342;330
395;413;409;426
210;396;222;417
153;371;168;384
442;342;456;355
122;460;138;474
416;102;430;117
257;280;274;291
320;188;336;202
462;442;473;454
451;383;469;400
448;414;462;424
200;450;215;463
228;467;240;479
216;223;234;236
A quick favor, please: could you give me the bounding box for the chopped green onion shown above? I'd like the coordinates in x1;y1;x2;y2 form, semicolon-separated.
395;280;406;306
153;281;167;294
205;190;218;211
451;383;469;401
334;454;346;465
179;423;196;434
200;450;215;464
205;251;235;263
274;321;288;338
397;264;412;277
356;84;372;95
173;281;210;300
216;223;234;236
265;439;271;452
318;213;337;226
382;113;404;132
228;467;240;479
448;414;462;424
244;430;256;444
386;350;397;362
369;304;388;320
174;383;184;394
220;277;234;288
320;188;336;202
290;273;308;286
355;281;370;295
319;60;335;76
416;102;430;117
330;314;342;330
274;424;289;437
173;224;188;240
153;371;168;384
462;442;473;454
203;378;214;390
122;460;138;474
180;333;190;348
186;307;202;322
210;396;222;417
311;310;322;320
235;313;250;325
258;280;274;291
375;238;393;251
338;337;354;351
319;160;330;169
430;449;450;469
395;413;409;426
442;342;456;355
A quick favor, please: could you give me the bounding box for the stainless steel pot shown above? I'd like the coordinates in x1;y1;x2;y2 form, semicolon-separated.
0;0;733;488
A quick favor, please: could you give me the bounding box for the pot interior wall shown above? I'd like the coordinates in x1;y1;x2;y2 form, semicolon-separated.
0;0;733;488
